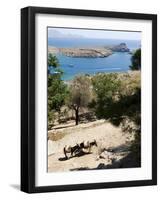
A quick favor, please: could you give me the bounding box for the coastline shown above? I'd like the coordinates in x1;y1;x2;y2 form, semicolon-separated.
48;43;130;58
48;43;135;81
48;46;112;58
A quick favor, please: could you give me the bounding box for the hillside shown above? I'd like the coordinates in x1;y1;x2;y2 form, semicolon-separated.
48;43;130;58
48;120;137;172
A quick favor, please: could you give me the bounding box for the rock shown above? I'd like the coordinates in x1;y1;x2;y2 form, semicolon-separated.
99;150;113;160
109;43;130;52
107;147;114;152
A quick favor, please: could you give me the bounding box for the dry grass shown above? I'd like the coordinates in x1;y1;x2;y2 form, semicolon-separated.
48;131;66;141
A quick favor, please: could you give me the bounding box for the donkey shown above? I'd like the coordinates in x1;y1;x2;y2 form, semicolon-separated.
79;139;97;153
63;144;80;159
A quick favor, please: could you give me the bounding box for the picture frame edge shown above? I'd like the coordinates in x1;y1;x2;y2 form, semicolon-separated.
21;6;157;193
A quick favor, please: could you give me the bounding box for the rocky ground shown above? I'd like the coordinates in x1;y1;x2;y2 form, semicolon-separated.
48;120;137;172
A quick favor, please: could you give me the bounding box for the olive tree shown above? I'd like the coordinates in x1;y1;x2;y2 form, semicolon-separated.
91;73;121;120
91;73;141;165
68;75;92;125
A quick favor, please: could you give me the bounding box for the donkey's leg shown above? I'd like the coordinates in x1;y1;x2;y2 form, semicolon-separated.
63;147;68;159
88;146;91;153
71;151;73;157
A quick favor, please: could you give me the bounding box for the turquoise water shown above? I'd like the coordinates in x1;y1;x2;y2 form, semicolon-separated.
48;38;140;80
56;53;131;80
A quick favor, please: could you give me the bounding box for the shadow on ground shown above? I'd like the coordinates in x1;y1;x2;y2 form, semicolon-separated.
70;152;140;171
10;184;20;191
58;151;92;161
105;144;131;153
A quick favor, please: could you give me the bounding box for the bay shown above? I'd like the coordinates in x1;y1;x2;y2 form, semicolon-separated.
48;38;141;80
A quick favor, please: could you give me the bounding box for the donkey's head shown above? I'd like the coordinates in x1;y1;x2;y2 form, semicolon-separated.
93;139;97;147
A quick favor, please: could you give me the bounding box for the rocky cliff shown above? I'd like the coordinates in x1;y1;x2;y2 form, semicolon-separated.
108;43;130;52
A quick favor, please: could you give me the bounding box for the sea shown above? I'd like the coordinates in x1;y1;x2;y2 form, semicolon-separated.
48;38;141;80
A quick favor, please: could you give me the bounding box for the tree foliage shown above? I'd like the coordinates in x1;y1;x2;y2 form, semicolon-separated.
90;73;121;120
48;74;68;112
47;55;68;129
129;48;141;70
48;53;59;68
91;73;140;125
91;72;141;164
67;75;92;125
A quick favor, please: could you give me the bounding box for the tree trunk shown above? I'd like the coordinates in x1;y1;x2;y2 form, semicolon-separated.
75;108;79;125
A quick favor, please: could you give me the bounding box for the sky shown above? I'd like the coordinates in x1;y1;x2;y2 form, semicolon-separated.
48;27;141;41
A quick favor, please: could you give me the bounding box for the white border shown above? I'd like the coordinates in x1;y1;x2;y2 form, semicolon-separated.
35;14;152;186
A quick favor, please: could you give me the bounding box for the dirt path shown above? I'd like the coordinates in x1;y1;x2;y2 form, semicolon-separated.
48;120;133;172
